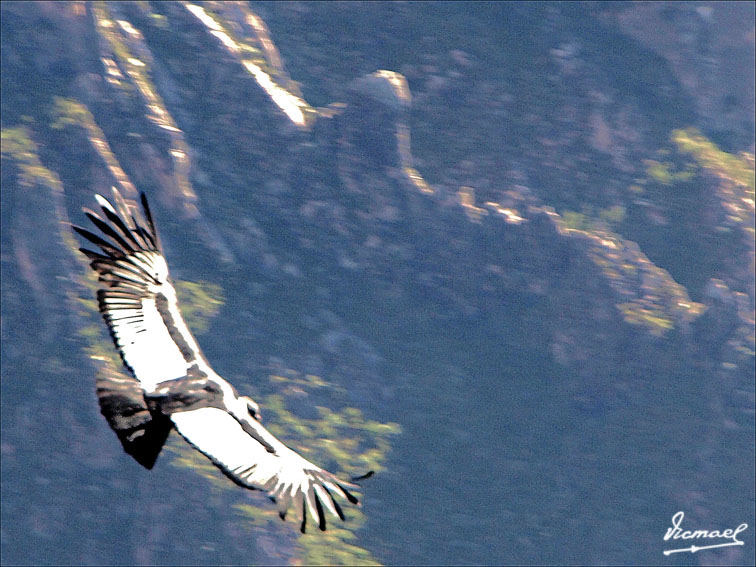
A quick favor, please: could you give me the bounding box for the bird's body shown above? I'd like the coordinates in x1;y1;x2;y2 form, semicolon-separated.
74;188;367;532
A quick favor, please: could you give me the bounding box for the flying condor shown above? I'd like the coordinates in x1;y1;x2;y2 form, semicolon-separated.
73;188;371;532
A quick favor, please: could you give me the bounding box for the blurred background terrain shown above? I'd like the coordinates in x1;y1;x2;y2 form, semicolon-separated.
1;2;754;565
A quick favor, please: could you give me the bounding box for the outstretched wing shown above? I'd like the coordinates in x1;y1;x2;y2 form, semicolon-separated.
74;189;207;466
73;189;205;393
170;407;364;532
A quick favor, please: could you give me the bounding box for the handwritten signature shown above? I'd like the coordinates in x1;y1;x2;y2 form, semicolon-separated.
663;511;748;555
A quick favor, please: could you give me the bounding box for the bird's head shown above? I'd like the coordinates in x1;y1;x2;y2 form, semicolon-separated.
241;395;262;421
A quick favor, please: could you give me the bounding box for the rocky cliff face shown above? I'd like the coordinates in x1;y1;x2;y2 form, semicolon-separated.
1;2;753;565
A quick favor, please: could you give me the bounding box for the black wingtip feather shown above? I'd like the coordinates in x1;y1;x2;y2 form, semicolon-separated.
351;470;375;482
322;486;346;521
139;192;159;248
332;495;346;522
134;224;156;249
79;247;109;262
314;493;326;531
72;225;123;258
99;202;142;250
84;211;135;254
337;483;360;505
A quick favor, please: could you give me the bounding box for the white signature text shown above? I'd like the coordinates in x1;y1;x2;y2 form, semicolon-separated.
663;511;748;555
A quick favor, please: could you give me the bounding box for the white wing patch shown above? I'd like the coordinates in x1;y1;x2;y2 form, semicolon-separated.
99;276;187;391
171;408;358;530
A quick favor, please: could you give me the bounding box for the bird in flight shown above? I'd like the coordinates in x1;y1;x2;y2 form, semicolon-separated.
73;188;370;532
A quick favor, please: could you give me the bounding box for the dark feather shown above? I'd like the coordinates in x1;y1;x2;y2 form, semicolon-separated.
314;492;326;531
84;210;135;254
322;486;346;521
351;470;375;482
336;482;359;505
98;201;143;251
139;192;160;249
300;503;307;534
73;225;123;258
